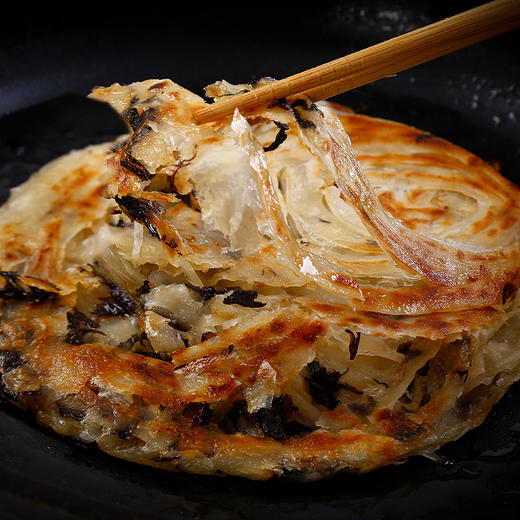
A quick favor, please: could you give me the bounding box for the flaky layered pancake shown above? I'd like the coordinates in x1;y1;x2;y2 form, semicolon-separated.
0;78;519;480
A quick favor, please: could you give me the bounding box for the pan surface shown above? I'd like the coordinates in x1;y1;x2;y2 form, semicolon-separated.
0;2;519;518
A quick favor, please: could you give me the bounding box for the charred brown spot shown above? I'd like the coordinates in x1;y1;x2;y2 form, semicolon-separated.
292;108;315;129
397;341;420;357
182;402;212;426
271;97;317;128
161;235;178;250
109;216;129;228
125;333;173;361
175;191;201;212
0;271;57;304
374;408;426;441
280;466;309;479
115;195;163;240
394;421;426;442
115;424;137;440
122;107;155;132
502;282;517;304
119;333;143;350
270;319;286;334
414;132;434;143
0;374;19;402
347;396;375;416
417;360;431;377
148;81;169;92
419;392;431;407
255;394;310;440
456;369;469;382
184;282;226;301
304;361;342;410
263;121;289;152
94;277;137;317
136;280;151;296
120;151;153;180
218;395;312;440
345;328;361;360
57;403;86;421
218;400;248;434
201;331;217;342
0;350;25;372
65;310;103;346
222;288;266;308
290;99;318;129
269;97;292;110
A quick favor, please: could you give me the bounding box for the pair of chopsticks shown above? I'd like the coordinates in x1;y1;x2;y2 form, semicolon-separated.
194;0;520;125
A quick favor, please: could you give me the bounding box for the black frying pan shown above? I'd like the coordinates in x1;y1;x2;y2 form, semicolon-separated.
1;2;519;519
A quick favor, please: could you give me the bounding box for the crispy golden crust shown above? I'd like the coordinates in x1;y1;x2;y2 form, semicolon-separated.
1;298;518;480
0;296;512;481
0;79;519;480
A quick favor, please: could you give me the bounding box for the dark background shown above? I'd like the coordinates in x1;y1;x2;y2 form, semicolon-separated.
0;2;519;519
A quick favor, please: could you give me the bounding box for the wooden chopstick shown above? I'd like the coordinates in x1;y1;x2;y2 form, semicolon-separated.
193;0;520;124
